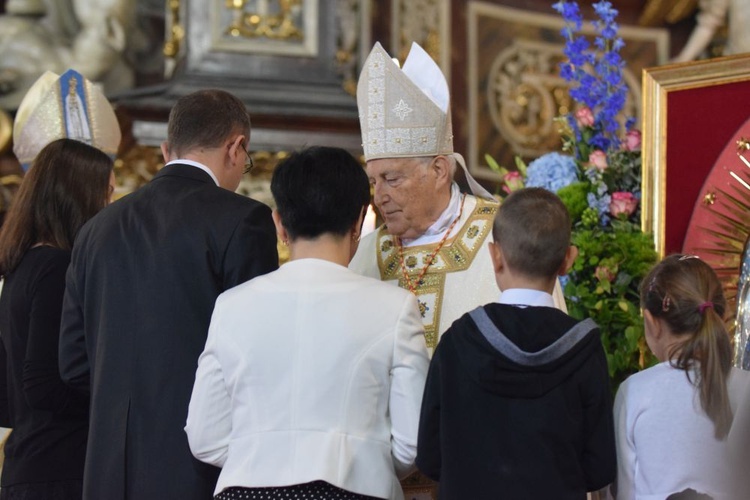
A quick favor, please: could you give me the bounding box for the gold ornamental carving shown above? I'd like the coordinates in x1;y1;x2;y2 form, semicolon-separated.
164;0;185;78
224;0;304;40
211;0;317;57
0;109;11;154
486;39;640;159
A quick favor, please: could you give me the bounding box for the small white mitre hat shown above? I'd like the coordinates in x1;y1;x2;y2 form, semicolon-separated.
13;69;121;168
357;42;492;199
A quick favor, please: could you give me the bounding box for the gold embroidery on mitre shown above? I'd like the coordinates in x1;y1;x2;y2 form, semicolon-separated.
375;197;499;348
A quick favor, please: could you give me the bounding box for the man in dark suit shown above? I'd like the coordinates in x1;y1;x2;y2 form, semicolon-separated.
59;89;279;499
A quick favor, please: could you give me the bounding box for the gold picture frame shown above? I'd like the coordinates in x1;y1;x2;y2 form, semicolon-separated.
641;53;750;257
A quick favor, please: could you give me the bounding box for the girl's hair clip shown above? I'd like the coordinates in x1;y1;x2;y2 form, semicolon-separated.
662;295;671;312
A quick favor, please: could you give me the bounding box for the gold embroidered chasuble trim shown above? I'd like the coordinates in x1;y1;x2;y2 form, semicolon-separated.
376;197;499;348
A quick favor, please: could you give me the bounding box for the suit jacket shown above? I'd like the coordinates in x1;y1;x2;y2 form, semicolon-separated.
59;163;279;500
185;258;430;500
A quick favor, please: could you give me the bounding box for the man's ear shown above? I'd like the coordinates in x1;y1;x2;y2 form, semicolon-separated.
160;141;170;163
488;241;503;273
558;245;579;276
226;135;245;167
432;155;453;188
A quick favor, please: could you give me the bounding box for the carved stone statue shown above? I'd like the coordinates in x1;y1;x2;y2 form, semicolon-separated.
0;0;135;110
673;0;750;62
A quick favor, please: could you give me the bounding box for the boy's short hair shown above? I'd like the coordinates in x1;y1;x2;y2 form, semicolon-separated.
492;187;571;279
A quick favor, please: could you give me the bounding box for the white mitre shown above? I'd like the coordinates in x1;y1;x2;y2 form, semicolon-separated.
13;69;121;168
356;42;492;199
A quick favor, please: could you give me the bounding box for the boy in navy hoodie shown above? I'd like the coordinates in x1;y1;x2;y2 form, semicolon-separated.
416;187;615;499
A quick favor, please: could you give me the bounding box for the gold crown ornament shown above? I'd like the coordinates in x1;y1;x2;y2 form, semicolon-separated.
13;69;121;168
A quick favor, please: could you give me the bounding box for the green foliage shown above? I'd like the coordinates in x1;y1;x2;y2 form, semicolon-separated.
557;182;589;222
487;3;657;392
565;220;659;389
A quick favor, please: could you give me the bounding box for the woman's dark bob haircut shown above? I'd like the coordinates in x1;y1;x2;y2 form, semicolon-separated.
271;146;370;240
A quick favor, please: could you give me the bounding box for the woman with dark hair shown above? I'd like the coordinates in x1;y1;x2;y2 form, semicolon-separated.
186;146;430;500
614;255;750;500
0;138;114;500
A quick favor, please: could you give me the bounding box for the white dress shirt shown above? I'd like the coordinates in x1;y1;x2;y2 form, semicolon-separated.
498;288;556;308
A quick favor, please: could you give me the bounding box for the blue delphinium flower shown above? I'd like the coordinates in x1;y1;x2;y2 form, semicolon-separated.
553;1;583;29
526;153;579;193
554;0;628;154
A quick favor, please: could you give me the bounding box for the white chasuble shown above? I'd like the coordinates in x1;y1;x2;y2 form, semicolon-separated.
351;195;567;355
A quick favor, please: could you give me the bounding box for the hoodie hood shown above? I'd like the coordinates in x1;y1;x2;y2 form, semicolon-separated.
451;303;602;398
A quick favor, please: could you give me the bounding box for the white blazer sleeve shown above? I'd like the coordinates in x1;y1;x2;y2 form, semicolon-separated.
185;299;233;467
389;293;430;478
613;381;636;500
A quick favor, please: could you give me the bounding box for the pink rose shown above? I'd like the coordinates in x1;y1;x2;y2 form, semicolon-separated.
502;171;525;194
575;107;595;127
594;265;616;283
588;150;608;171
609;191;639;218
624;129;641;151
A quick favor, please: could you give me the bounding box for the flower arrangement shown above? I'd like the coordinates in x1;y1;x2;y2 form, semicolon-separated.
487;0;658;389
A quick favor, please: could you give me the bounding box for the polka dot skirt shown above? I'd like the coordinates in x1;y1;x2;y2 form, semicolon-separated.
214;481;382;500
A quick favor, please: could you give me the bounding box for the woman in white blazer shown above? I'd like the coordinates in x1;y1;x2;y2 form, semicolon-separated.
185;146;430;500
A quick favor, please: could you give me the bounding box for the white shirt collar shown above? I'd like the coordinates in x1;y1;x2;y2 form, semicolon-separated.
498;288;556;308
165;159;219;186
402;183;461;247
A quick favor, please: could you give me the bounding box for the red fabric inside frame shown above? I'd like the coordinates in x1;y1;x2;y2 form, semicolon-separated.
665;81;750;254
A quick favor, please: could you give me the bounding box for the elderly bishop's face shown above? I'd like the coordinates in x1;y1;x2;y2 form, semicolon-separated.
366;157;442;240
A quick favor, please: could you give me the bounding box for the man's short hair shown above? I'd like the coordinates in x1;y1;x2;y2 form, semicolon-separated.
167;89;250;157
492;187;571;279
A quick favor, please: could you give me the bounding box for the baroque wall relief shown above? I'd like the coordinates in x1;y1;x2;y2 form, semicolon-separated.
467;2;669;181
485;38;639;160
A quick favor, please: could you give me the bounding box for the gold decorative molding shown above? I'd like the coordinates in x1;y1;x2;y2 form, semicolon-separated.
0;109;11;154
641;53;750;257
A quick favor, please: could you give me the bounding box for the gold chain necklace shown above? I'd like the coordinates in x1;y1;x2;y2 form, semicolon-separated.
397;194;466;295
